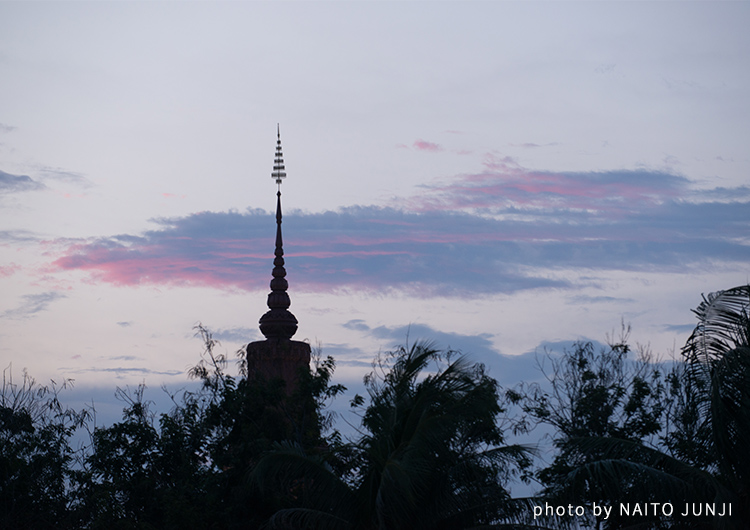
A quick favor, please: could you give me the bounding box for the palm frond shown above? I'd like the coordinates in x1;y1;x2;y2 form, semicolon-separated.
563;436;737;506
251;442;354;518
265;507;351;530
684;285;750;365
680;285;750;501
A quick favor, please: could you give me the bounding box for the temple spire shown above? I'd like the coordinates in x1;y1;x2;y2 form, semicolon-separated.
258;126;298;340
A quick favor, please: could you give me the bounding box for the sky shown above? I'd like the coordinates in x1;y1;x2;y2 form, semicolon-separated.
1;1;749;422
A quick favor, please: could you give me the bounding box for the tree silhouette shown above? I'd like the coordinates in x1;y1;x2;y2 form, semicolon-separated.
515;324;668;528
4;287;747;529
254;341;531;530
70;325;344;530
0;370;87;529
554;286;750;529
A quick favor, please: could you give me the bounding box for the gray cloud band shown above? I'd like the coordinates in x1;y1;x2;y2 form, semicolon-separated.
48;168;749;297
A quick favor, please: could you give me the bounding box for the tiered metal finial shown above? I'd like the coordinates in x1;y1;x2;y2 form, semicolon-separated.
271;124;286;188
259;125;298;340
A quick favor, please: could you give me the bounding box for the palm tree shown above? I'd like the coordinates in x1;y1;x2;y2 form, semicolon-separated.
677;285;750;513
253;342;531;530
560;285;750;529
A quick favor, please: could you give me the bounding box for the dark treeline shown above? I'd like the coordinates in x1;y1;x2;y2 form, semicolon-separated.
1;286;748;529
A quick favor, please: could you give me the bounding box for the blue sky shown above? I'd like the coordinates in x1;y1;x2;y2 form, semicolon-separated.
1;1;748;415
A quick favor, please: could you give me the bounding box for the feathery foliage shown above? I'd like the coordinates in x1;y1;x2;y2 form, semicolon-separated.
551;286;750;529
255;341;532;530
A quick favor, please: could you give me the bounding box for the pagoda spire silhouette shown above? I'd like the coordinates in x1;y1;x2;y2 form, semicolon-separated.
258;125;299;340
246;126;310;389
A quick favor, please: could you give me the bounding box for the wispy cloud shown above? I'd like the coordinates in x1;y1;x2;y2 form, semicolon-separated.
663;323;696;333
689;185;750;202
2;291;66;319
413;139;443;152
594;63;616;75
567;295;635;305
107;355;140;361
0;263;21;277
509;142;560;149
47;163;749;298
411;157;689;216
63;366;184;377
0;230;39;244
0;170;45;194
37;167;92;188
210;326;260;344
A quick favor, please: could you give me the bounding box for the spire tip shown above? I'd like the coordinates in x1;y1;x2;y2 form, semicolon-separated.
271;124;286;186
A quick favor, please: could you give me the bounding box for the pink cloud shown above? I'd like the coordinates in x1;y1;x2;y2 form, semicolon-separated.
42;166;745;298
0;263;21;277
408;156;687;216
54;249;265;290
413;139;443;152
